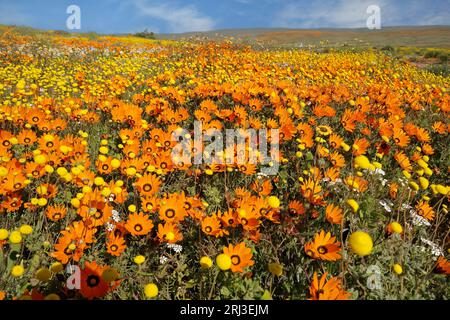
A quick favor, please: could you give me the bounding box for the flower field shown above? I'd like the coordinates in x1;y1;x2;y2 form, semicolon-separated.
0;31;449;300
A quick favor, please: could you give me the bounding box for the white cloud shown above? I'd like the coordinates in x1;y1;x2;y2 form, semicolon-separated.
273;0;387;29
133;0;215;33
272;0;450;29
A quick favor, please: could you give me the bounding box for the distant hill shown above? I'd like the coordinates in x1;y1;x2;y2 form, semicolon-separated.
1;24;450;49
158;26;450;48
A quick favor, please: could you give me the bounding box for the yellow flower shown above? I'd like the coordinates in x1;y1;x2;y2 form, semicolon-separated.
144;283;159;298
71;167;82;175
71;198;80;208
11;265;25;277
200;256;213;269
128;204;137;213
36;185;48;195
9;231;22;244
111;158;121;168
267;196;280;209
34;154;47;165
424;167;433;176
0;229;8;240
341;142;350;152
0;166;8;177
94;177;105;186
354;155;372;170
417;159;428;169
402;170;411;179
349;231;373;256
436;184;449;195
50;262;64;273
99;146;109;154
393;264;403;275
408;181;419;191
346;199;359;212
35;267;52;282
37;198;48;207
216;253;232;271
126;167;137;176
134;255;146;265
268;262;283;276
390;222;403;234
56;167;68;177
19;225;33;235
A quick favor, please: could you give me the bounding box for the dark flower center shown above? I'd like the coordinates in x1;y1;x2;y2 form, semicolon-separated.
165;209;175;218
317;246;328;254
87;275;100;287
231;255;241;265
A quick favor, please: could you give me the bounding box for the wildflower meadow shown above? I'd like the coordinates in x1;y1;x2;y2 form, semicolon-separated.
0;24;449;301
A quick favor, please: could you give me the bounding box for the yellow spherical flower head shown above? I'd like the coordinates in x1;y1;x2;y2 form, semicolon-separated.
267;196;280;209
0;229;8;240
37;198;48;207
268;262;283;276
393;264;403;275
9;231;22;244
418;177;429;190
35;267;52;282
200;256;213;269
354;155;373;170
94;176;105;186
19;224;33;235
216;253;232;271
346;199;359;213
70;198;80;208
134;255;146;265
144;283;158;298
111;158;121;168
99;146;109;154
126;167;137;176
50;262;64;273
11;265;25;277
390;222;403;234
34;154;47;165
349;231;373;256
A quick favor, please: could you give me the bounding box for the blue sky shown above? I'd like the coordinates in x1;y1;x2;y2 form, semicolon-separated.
0;0;449;34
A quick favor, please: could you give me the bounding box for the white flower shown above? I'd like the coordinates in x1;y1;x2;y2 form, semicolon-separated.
402;204;412;210
159;256;169;264
166;243;183;253
111;209;121;222
410;210;431;227
105;222;115;232
379;200;392;213
420;238;444;257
